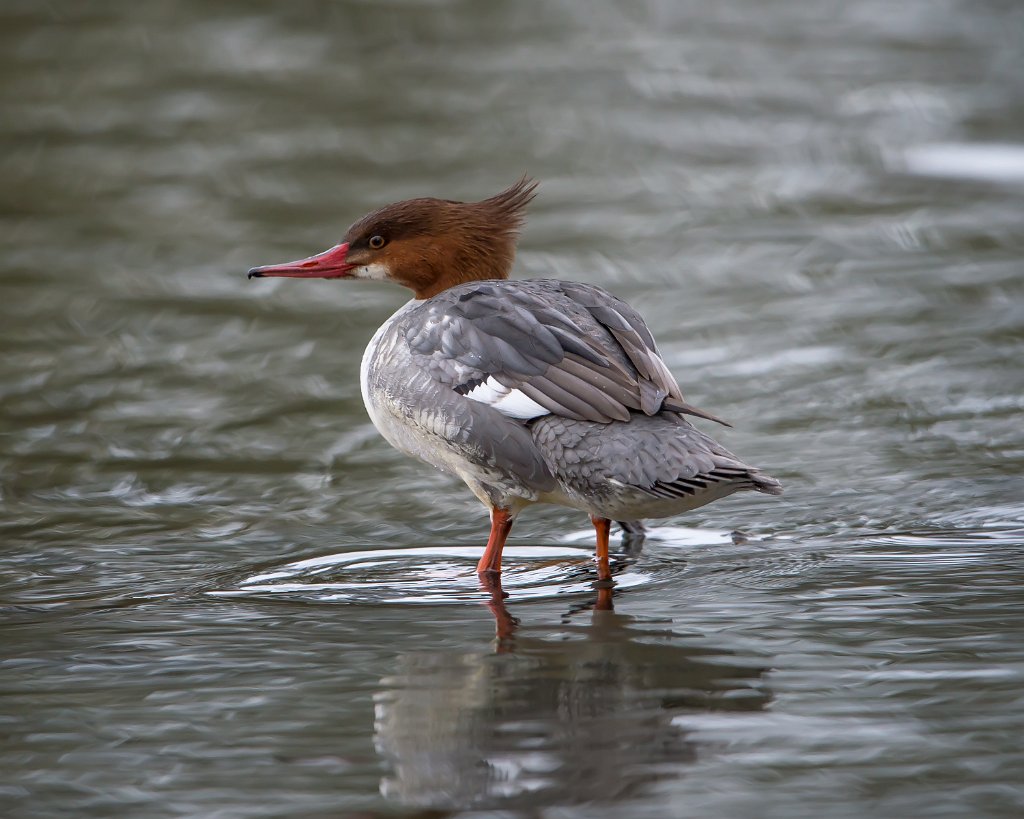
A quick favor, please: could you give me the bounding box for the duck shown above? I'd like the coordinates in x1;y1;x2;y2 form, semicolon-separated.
248;178;781;582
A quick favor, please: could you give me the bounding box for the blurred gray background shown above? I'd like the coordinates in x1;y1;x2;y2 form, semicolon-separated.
2;1;1023;817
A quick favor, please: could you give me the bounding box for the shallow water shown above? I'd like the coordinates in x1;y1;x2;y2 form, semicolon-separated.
2;0;1024;816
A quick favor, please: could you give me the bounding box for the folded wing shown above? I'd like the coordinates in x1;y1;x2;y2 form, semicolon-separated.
404;279;728;426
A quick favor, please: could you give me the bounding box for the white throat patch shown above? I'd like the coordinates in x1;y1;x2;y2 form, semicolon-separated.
352;262;391;281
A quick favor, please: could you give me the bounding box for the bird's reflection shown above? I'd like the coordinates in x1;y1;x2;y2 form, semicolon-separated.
374;544;771;811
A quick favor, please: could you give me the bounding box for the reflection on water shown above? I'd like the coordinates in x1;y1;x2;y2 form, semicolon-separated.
375;581;769;810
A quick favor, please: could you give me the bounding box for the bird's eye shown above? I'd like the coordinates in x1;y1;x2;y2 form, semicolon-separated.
368;235;386;250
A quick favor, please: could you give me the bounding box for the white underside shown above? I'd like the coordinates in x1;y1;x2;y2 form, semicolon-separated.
360;300;414;436
360;302;495;489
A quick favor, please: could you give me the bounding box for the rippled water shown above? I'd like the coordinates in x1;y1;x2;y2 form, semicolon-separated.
3;1;1024;816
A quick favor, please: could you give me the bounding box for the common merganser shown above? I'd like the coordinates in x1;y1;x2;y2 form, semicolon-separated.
248;179;781;581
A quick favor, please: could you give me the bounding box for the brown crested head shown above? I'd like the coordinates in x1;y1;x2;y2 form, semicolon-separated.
248;177;538;300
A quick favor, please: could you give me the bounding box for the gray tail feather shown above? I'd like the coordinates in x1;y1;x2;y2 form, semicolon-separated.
663;398;733;427
750;471;783;496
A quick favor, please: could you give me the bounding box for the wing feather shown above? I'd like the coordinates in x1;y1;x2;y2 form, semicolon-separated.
517;375;614;422
403;279;727;426
542;365;632;422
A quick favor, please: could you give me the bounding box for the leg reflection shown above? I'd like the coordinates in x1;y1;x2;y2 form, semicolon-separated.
478;571;519;649
479;563;619;645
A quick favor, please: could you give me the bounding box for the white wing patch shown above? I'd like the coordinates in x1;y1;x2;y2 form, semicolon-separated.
465;376;549;420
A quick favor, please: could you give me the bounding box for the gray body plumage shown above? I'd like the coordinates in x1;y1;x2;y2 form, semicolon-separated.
360;278;781;520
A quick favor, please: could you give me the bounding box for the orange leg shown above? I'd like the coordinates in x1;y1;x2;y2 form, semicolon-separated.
591;515;612;582
476;507;515;576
